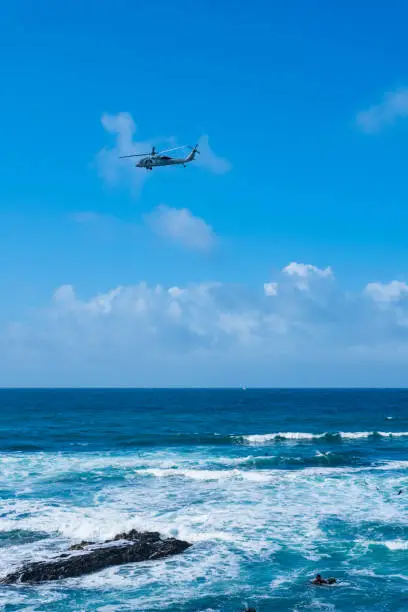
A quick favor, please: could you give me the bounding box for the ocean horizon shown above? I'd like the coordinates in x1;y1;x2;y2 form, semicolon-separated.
2;386;408;390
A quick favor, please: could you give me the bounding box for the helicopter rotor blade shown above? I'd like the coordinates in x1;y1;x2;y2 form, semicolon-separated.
120;143;198;159
156;145;188;155
119;152;150;158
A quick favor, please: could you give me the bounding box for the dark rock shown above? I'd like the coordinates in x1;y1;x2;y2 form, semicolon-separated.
110;529;154;542
1;530;191;584
68;540;95;551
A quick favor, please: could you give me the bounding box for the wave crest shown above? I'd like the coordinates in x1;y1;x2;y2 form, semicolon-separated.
238;431;408;444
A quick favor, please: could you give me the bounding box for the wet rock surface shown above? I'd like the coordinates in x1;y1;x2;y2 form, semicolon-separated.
1;530;191;584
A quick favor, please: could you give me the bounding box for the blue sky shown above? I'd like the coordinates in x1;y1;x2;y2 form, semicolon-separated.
2;1;408;386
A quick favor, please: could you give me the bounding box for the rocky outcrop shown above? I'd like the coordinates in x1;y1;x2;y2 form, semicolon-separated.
1;530;191;584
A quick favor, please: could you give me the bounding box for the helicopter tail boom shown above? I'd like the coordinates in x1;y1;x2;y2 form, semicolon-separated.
184;144;199;163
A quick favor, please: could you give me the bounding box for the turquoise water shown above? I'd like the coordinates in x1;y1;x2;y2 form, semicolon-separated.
0;389;407;611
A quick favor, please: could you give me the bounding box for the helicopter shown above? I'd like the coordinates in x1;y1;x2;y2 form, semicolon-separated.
119;144;200;171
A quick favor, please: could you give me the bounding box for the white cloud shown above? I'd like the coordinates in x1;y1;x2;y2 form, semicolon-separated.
282;262;333;291
95;112;154;193
53;285;123;314
283;262;333;279
71;208;216;251
194;134;232;175
356;88;408;133
168;287;184;298
53;284;77;306
145;205;216;251
95;114;231;195
264;282;278;296
5;262;408;386
365;280;408;303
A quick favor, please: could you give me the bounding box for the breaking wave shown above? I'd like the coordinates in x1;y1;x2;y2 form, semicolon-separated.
238;431;408;444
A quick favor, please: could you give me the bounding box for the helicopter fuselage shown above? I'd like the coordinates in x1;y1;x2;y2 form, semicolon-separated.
136;148;197;170
136;156;187;170
120;144;198;170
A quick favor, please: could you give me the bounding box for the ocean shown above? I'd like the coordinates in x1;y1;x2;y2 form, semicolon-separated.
0;389;407;611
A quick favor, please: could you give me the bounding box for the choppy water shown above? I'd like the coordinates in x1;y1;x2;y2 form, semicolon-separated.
0;389;407;611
